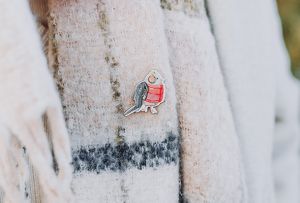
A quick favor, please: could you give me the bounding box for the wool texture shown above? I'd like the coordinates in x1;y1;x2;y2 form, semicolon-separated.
1;0;299;202
48;0;179;202
273;64;300;203
206;0;299;202
271;3;300;203
162;1;246;202
0;0;72;202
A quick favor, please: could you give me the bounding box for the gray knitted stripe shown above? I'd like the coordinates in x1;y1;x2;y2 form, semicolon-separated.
72;132;179;174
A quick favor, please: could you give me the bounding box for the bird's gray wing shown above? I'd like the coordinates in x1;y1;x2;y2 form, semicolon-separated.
134;81;148;108
124;82;148;117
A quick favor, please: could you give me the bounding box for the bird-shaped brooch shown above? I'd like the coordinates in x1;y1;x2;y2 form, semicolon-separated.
124;70;166;117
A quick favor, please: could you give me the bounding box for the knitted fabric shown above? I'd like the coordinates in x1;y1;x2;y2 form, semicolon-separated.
162;0;246;202
272;3;300;203
46;0;248;202
48;0;179;202
206;0;299;202
0;0;72;202
273;61;300;203
2;0;298;202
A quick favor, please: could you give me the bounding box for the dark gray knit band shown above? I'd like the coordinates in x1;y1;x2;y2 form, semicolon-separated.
72;132;179;174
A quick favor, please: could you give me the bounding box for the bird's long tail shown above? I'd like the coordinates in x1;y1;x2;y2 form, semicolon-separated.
124;106;139;117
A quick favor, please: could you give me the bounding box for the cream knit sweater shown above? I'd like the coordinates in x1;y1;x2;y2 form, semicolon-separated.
0;0;298;203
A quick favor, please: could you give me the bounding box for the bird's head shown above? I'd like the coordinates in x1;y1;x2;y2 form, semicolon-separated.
145;70;164;85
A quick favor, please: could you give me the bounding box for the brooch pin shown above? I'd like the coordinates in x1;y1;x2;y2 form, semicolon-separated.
124;70;166;117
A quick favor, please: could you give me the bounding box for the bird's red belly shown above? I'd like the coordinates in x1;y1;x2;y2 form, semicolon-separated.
145;84;164;103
